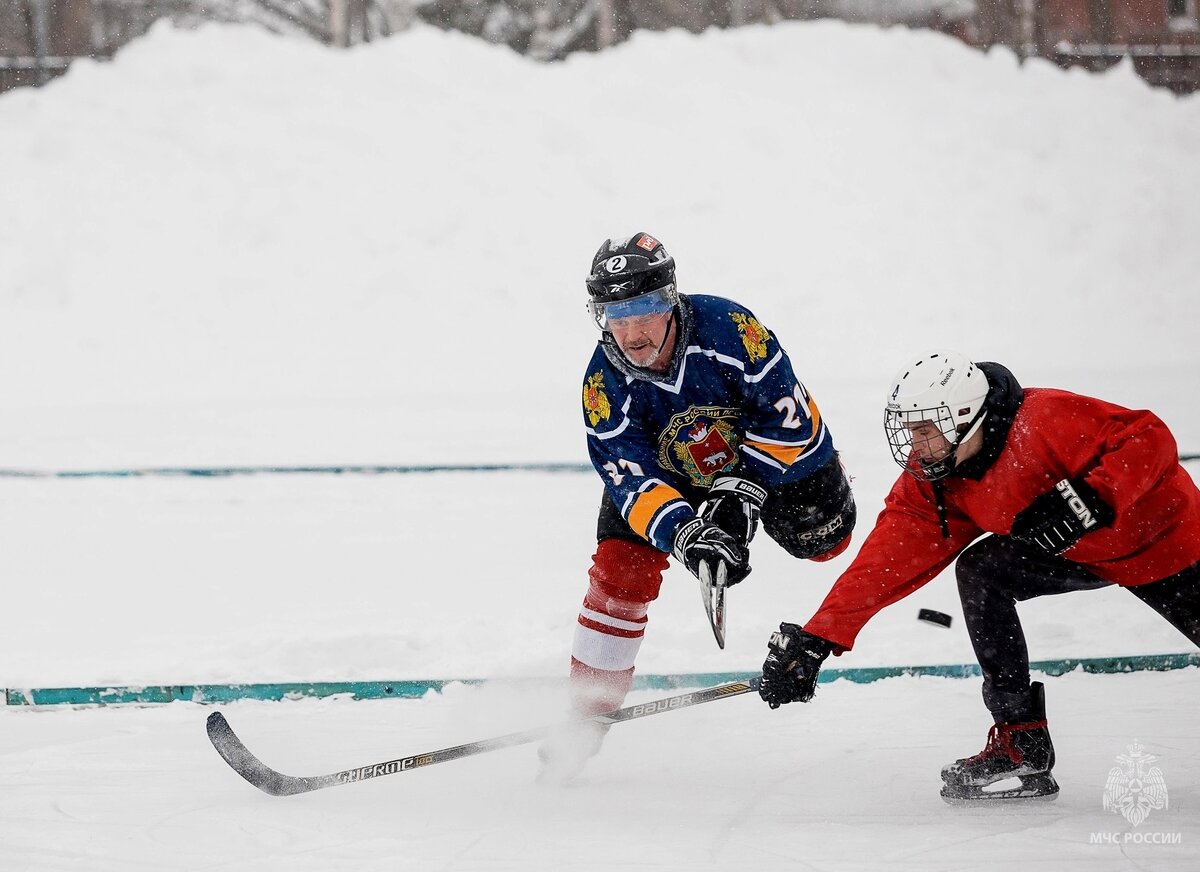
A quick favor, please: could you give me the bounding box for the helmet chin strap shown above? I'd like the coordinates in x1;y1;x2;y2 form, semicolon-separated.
918;450;956;481
651;309;676;362
927;405;988;478
920;431;966;479
602;306;681;378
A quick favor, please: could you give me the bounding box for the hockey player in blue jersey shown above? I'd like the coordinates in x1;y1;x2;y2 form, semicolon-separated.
538;232;856;782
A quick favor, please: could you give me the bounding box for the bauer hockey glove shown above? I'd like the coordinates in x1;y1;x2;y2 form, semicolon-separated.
672;517;752;587
1009;477;1114;556
759;623;835;708
699;475;767;548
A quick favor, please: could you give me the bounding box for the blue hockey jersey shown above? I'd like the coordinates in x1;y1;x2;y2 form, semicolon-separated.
581;294;835;553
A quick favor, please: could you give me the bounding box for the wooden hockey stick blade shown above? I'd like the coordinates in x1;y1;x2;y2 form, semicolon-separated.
206;676;761;796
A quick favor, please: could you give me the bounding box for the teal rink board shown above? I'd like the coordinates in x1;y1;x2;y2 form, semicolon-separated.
6;652;1197;706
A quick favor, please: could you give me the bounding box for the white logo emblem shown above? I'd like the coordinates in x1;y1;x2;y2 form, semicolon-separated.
1056;479;1098;529
604;255;627;274
602;461;625;485
1103;740;1168;827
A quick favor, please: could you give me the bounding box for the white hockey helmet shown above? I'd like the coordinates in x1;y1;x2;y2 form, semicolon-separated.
884;351;990;481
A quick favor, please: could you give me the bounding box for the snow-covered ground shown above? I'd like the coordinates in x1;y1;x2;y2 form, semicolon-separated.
4;673;1197;871
0;18;1197;871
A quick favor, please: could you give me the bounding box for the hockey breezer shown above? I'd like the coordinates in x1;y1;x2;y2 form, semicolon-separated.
206;677;760;796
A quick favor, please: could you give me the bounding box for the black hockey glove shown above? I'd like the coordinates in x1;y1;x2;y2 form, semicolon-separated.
672;517;752;587
759;623;835;709
1009;477;1114;556
699;476;768;548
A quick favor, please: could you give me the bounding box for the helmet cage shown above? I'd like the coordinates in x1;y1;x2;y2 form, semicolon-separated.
883;351;990;482
885;404;985;481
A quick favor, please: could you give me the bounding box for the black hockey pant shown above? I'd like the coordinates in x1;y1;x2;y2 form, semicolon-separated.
955;535;1200;722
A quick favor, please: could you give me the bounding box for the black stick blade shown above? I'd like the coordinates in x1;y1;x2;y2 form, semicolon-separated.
206;711;327;796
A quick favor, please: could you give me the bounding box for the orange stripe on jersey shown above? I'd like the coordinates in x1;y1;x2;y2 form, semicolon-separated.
747;390;823;467
627;484;686;539
744;439;810;466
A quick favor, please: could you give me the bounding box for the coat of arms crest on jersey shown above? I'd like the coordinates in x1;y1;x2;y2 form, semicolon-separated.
730;312;770;363
659;406;740;487
1103;740;1168;827
583;372;612;427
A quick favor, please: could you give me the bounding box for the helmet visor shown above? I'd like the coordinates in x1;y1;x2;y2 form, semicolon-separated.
589;286;676;330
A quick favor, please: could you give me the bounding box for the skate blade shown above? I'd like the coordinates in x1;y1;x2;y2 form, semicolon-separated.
941;774;1060;805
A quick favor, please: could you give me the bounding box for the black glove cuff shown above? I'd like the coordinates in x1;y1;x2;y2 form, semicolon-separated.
671;517;705;563
709;476;768;508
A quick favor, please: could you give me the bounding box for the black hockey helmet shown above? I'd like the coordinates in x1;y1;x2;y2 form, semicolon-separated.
585;233;679;330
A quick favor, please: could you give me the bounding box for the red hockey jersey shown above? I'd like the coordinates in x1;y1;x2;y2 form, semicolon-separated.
804;388;1200;652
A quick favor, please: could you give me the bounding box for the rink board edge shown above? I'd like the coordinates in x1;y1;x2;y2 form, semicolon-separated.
5;652;1198;706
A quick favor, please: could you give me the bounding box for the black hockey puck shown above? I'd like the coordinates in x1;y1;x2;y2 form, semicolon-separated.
917;608;952;628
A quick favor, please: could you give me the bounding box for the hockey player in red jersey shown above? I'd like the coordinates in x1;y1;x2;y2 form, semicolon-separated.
538;232;857;782
757;351;1200;801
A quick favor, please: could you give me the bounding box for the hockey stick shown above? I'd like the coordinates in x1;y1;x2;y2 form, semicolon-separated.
206;676;760;796
698;561;728;650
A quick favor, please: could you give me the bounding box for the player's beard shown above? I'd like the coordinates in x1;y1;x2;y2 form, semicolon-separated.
621;337;660;367
618;313;675;370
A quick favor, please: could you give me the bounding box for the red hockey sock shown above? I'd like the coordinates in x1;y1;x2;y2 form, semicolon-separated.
569;658;634;715
569;538;668;715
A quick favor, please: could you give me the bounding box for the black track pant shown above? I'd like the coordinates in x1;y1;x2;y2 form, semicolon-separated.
955;535;1200;722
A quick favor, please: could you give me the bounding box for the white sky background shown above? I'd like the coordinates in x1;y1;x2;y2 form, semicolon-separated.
0;19;1198;871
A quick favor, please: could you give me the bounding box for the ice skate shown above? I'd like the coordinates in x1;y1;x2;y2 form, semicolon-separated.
940;771;1060;804
941;682;1059;804
535;719;610;785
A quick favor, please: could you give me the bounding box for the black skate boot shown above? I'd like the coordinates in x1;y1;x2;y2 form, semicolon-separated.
941;681;1059;803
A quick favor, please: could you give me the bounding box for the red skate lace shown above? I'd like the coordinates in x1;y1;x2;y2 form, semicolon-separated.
966;720;1048;766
